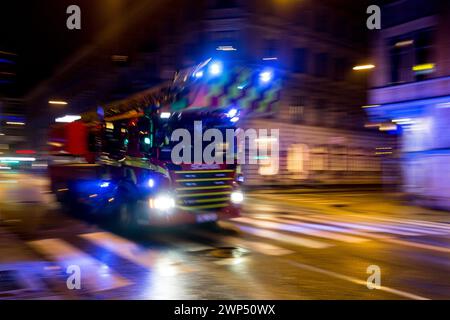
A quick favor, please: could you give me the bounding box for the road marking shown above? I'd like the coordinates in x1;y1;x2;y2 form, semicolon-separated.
80;232;194;274
221;222;331;249
28;238;131;292
284;259;430;300
254;195;450;233
284;214;422;236
381;237;450;254
192;229;294;256
353;215;450;232
253;215;376;237
79;232;160;269
235;217;369;243
266;215;450;253
312;215;448;236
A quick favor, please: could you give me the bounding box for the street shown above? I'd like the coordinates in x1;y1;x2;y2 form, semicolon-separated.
0;171;449;300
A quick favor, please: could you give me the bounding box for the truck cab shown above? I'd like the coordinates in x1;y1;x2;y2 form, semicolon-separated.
49;107;243;228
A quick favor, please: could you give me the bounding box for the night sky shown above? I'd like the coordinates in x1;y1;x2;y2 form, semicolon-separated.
1;0;391;98
0;0;143;97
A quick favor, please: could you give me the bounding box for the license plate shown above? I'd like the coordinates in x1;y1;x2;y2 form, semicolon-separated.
196;213;218;223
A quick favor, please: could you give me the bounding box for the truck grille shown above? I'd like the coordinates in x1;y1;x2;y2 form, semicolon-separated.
174;169;234;211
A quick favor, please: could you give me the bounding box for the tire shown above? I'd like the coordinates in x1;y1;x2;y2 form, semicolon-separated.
116;199;138;231
198;221;219;231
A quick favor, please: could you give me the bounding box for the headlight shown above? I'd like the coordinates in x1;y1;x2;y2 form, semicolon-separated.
230;191;244;204
149;195;175;211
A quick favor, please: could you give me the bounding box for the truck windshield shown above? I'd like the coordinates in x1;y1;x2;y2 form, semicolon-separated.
156;111;237;163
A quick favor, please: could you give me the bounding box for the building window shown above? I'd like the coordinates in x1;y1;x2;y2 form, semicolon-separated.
314;53;329;78
287;144;310;179
264;39;278;57
389;28;434;84
289;106;304;123
329;145;347;171
333;57;348;81
414;29;434;81
314;10;328;33
213;0;237;9
296;10;310;28
332;17;346;38
293;48;308;73
389;40;414;83
310;146;328;171
289;96;306;123
210;30;238;49
315;98;327;125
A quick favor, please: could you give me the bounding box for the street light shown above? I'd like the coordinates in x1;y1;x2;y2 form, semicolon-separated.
352;64;375;71
49;100;68;105
55;115;81;123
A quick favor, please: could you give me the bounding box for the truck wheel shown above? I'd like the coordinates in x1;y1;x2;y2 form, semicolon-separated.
199;221;219;230
117;201;138;230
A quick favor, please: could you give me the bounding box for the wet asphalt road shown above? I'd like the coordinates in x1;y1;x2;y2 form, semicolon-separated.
0;171;449;299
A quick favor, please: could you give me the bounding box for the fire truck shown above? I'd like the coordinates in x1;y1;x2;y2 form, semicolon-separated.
47;60;280;228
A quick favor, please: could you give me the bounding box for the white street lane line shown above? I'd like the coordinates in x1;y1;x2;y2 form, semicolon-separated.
316;214;449;236
284;259;430;300
353;215;450;233
234;217;369;243
28;238;131;292
253;215;375;238
268;215;450;253
284;214;422;236
80;232;194;274
221;222;331;249
405;219;450;230
381;237;450;254
192;229;294;256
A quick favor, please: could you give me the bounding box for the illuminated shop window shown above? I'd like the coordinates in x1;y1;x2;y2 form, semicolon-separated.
287;144;310;179
329;145;347;171
310;146;327;171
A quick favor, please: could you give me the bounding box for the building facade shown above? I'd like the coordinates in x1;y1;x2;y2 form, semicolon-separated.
367;0;450;207
28;0;394;186
199;0;394;186
0;51;29;156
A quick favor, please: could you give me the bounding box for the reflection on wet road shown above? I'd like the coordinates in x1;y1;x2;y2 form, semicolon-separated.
0;172;449;299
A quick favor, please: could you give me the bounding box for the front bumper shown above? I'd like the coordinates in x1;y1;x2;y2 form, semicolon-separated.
135;200;241;226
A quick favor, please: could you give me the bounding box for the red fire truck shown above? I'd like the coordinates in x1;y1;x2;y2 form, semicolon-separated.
48;60;280;228
47;65;249;228
49;109;246;228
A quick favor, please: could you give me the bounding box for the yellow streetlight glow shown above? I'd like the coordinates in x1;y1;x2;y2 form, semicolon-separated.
395;40;414;47
49;100;68;105
353;64;375;71
412;63;435;72
6;121;25;126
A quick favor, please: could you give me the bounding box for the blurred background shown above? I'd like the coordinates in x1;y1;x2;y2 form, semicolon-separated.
2;0;448;202
0;0;449;300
